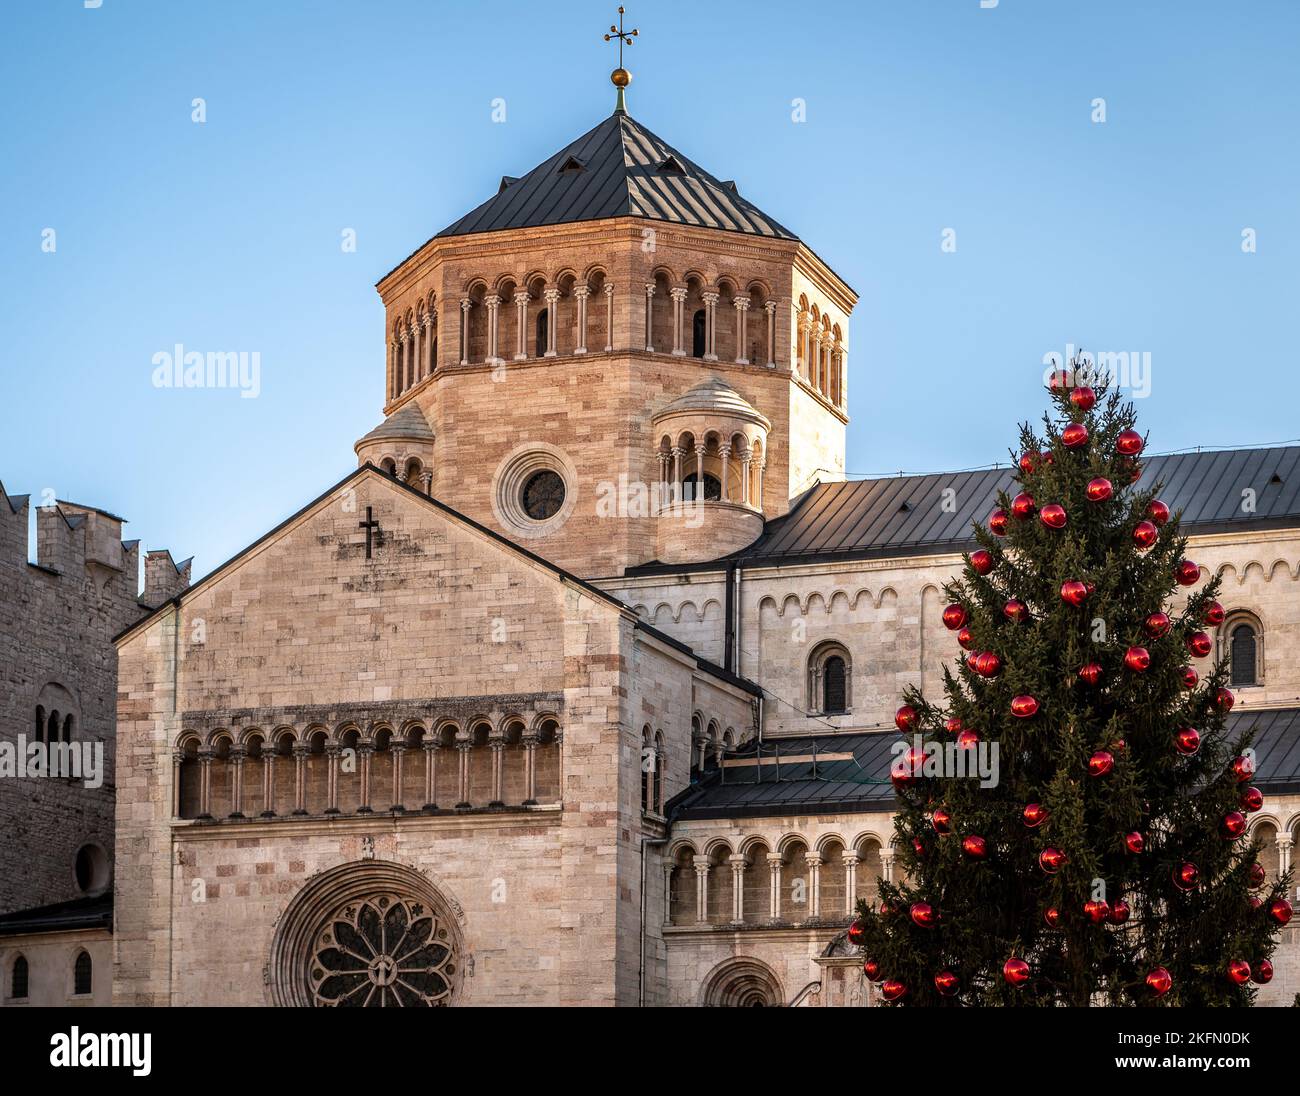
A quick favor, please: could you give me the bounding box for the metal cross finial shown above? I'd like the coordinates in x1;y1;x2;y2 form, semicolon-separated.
603;6;638;68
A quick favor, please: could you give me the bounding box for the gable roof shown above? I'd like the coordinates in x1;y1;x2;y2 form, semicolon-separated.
435;111;797;242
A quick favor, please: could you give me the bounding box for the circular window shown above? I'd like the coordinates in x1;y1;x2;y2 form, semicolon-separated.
522;470;565;521
74;843;111;895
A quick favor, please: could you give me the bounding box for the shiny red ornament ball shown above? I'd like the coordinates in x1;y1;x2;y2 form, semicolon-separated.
1214;687;1235;712
1039;503;1067;529
880;979;908;1002
1019;450;1042;475
1124;646;1151;672
1047;369;1072;394
1144;612;1172;638
989;507;1009;535
1070;386;1097;411
1249;862;1266;887
1062;423;1089;449
1240;786;1264;813
957;626;975;651
932;807;952;835
1221;811;1247;838
1061;580;1090;606
1146;968;1172;998
1231;754;1256;782
1125;831;1145;854
1226;959;1252;986
942;603;967;630
847;919;865;945
1044;907;1062;928
957;729;980;750
1203;600;1225;626
912;837;926;858
1181;666;1199;689
1085;476;1113;502
863;958;882;980
1147;499;1170;526
1039;847;1066;874
1109;899;1131;925
1023;802;1049;828
1173;862;1200;891
975;651;1003;678
1269;899;1293;926
944;716;963;734
910;901;936;928
1002;957;1031;986
1077;662;1103;687
1011;492;1036;520
895;705;918;731
1253;959;1274;985
1174;560;1201;586
1084;899;1110;924
962;834;988;860
1088;750;1115;777
1174;727;1201;755
1011;694;1039;719
970;549;994;575
1003;599;1029;623
934;970;960;996
1133;520;1159;549
1116;429;1145;456
1187;631;1212;658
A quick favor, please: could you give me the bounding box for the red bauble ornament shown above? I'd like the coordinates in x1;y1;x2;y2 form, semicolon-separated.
1231;754;1256;782
1144;612;1172;638
1214;687;1235;712
1146;967;1173;998
934;970;960;996
1253;959;1274;985
1084;899;1110;925
1044;907;1062;928
932;807;952;835
1125;831;1145;854
1011;694;1039;719
1039;503;1067;529
895;705;918;731
1019;450;1042;475
910;901;936;928
1003;599;1029;623
1002;957;1030;986
957;729;980;750
847;919;865;946
1249;862;1266;887
1269;899;1293;926
1047;369;1072;394
956;626;975;650
1039;847;1066;874
1240;786;1264;813
1147;499;1170;526
1174;727;1201;755
1077;662;1103;687
1186;631;1212;658
1085;476;1113;502
1221;811;1247;838
1011;492;1036;520
989;507;1009;536
944;716;963;734
880;980;907;1002
1174;560;1201;587
1109;899;1131;925
962;834;988;860
1181;666;1199;689
1116;429;1145;456
911;837;926;859
974;651;1003;678
1203;601;1225;626
1060;580;1090;606
863;958;882;981
942;603;967;630
1070;386;1097;411
1023;802;1049;828
1226;959;1252;986
1124;646;1151;672
1062;423;1089;450
1173;862;1199;891
970;549;994;575
1088;750;1115;777
1132;520;1159;549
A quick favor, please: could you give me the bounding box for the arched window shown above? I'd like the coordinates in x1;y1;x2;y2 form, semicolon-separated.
640;725;652;812
653;731;665;813
62;714;74;744
73;950;92;996
692;309;706;358
683;472;721;502
823;656;847;714
535;308;549;358
1230;620;1260;686
35;705;45;745
10;955;28;1000
808;642;852;715
47;710;60;746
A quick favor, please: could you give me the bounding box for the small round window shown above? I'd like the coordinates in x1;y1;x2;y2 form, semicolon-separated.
75;843;110;895
522;470;566;521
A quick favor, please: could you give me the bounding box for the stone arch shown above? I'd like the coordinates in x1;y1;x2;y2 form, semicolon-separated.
700;956;784;1007
808;639;851;715
1220;609;1263;687
740;837;771;921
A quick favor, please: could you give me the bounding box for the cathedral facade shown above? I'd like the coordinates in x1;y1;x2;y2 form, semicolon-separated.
101;95;1300;1007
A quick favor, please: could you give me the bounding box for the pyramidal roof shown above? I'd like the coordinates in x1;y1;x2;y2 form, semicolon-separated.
436;111;797;242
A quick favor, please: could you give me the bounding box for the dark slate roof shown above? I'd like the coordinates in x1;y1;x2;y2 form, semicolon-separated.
642;445;1300;572
0;892;112;937
670;708;1300;820
435;111;797;241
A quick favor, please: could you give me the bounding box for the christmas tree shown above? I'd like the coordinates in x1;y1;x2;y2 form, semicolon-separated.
851;370;1293;1006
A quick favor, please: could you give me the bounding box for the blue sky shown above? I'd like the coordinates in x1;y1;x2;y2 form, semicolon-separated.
2;0;1297;577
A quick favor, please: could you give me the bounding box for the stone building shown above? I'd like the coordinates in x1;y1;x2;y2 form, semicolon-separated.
101;79;1300;1007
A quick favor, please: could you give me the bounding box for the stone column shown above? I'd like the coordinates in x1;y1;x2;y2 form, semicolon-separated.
422;312;434;376
261;747;276;818
643;283;655;351
408;322;418;388
1278;834;1294;877
670;446;684;503
229;746;246;819
729;854;746;923
719;442;731;502
603;283;614;352
694;861;710;923
455;733;473;807
734;295;750;364
489;731;506;807
387;341;396;399
419;470;432;497
756;459;766;511
391;737;406;812
807;853;823;920
670;286;687;355
459;298;471;365
701;291;719;361
574;285;590;354
396;329;408;393
694;443;706;501
356;744;374;814
196;748;213;820
843;853;860;915
741;447;752;506
324;744;341;815
662;863;674;926
812;329;824;393
765;299;777;367
513;290;528;360
543;289;560;356
292;743;308;815
485;294;501;363
767;853;783;921
171;751;183;818
522;731;539;805
422;737;439;810
880;847;896;884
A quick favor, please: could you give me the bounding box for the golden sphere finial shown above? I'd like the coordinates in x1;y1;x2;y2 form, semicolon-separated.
611;67;631;88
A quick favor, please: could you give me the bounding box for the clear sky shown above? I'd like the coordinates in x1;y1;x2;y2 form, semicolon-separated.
2;0;1297;578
